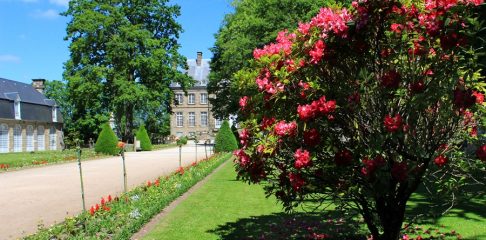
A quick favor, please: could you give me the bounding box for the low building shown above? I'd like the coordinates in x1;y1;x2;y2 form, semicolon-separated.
0;78;63;153
169;52;223;141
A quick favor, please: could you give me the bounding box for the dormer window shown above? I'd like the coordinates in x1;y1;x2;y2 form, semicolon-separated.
14;97;21;120
52;107;57;122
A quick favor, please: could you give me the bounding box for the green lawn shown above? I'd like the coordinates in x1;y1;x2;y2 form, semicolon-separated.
142;161;486;240
0;148;107;171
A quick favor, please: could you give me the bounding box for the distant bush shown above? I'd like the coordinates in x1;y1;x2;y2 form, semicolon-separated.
214;120;238;153
136;125;152;151
177;136;188;146
95;123;119;155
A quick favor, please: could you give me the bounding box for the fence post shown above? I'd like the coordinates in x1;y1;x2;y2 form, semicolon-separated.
121;146;127;192
76;141;86;211
179;145;182;168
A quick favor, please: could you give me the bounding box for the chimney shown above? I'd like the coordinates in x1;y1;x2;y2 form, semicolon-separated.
32;79;46;94
196;52;202;66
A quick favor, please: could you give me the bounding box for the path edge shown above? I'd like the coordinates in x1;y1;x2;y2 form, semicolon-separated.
130;157;232;240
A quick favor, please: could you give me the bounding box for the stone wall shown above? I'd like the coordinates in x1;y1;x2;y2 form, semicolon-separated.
0;118;63;152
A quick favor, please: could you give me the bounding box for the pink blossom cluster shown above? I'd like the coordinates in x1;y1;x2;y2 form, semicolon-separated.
384;114;403;133
289;172;305;191
310;8;353;37
361;155;386;177
274;120;297;137
297;96;336;121
256;68;285;95
294;148;312;169
239;128;250;147
261;116;276;130
239;96;249;111
425;0;484;11
253;30;295;59
234;149;250;167
434;154;448;167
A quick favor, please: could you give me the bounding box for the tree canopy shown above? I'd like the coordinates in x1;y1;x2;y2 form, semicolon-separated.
63;0;191;142
208;0;349;119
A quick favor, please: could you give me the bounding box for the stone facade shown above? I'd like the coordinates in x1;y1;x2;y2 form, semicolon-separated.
169;52;222;141
0;78;63;153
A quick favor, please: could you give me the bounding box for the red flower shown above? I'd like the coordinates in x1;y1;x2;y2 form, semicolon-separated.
95;204;100;211
390;23;404;33
103;206;111;212
453;88;476;109
108;195;112;202
274;121;297;137
155;179;160;187
234;149;250;167
309;39;326;64
297;104;316;121
303;128;321;146
434;155;448;167
176;167;185;175
117;141;126;149
470;126;478;137
381;70;401;89
391;162;408;182
239;128;251;147
334;149;353;166
476;145;486;162
361;155;386;177
472;91;484;104
294;148;312;169
384;114;403;133
147;181;152;187
239;96;250;111
289;172;305;191
89;206;95;216
261;116;276;130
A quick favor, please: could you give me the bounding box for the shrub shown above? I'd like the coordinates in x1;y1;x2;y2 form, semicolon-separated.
94;123;119;155
176;136;188;146
234;1;486;239
214;120;238;153
136;125;152;151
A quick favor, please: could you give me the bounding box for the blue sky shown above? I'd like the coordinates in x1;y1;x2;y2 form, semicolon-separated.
0;0;232;84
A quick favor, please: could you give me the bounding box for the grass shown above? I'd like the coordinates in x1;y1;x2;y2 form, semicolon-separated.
0;148;108;171
142;161;486;240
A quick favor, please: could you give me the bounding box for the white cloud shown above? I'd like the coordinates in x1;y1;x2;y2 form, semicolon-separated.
0;55;21;63
49;0;69;7
32;9;59;19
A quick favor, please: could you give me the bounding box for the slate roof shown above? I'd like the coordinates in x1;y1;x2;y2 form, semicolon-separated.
186;59;211;87
0;78;55;106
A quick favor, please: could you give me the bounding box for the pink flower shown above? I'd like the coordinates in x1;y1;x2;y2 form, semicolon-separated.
274;121;297;137
297;104;316;121
384;114;403;133
390;23;404;33
289;172;305;191
335;149;353;166
239;128;250;147
239;96;249;110
298;22;312;35
472;91;484;104
261;116;276;130
294;148;312;169
309;39;326;64
303;128;321;146
234;149;250;167
434;155;448;167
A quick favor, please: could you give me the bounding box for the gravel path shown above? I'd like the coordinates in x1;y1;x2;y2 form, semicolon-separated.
0;144;211;240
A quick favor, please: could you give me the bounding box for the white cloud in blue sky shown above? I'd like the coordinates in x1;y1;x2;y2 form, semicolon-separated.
0;55;21;63
32;9;59;19
49;0;68;7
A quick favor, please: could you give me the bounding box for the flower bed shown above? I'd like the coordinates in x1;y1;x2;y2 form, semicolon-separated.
25;152;232;240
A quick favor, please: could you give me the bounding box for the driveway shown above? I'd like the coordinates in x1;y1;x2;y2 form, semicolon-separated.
0;144;212;240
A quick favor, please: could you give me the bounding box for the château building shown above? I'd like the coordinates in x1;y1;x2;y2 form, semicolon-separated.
0;78;63;153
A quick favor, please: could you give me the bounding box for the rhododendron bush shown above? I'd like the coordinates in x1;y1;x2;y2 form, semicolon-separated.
233;1;485;239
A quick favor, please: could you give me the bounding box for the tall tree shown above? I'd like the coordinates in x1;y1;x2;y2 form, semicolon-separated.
208;0;349;119
63;0;191;142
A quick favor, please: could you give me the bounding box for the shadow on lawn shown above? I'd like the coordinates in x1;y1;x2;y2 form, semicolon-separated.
207;211;367;240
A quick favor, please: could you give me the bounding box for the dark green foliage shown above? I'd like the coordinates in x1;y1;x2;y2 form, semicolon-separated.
231;124;240;147
95;123;119;155
214;120;238;153
135;125;152;151
177;136;188;146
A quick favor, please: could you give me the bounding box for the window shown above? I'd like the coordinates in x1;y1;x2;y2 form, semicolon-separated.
0;124;8;153
26;125;34;151
188;112;195;127
176;132;183;137
13;125;22;152
14;100;21;120
201;112;208;127
200;93;208;104
175;93;183;104
176;112;183;127
215;119;223;129
188;93;195;104
52;107;57;122
37;126;45;151
50;127;57;150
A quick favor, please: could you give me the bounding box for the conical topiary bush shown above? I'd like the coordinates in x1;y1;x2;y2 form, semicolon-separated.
214;120;238;153
95;123;119;155
136;125;152;151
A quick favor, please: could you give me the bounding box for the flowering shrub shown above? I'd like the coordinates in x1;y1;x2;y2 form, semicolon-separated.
26;153;231;240
234;1;485;239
